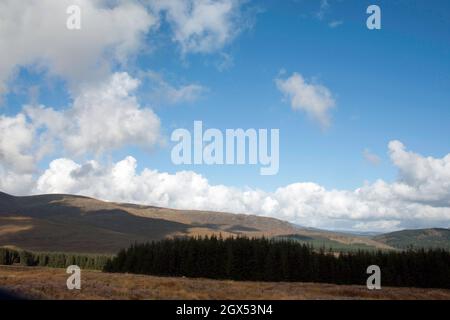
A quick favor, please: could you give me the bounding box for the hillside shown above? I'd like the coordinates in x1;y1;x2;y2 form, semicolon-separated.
0;191;299;253
0;191;393;253
275;234;385;252
374;228;450;250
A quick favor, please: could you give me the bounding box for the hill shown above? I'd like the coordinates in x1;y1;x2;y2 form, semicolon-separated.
0;191;393;253
275;234;383;252
374;228;450;250
0;191;298;253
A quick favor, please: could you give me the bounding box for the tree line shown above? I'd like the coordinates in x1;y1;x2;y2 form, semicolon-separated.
0;247;109;270
103;236;450;289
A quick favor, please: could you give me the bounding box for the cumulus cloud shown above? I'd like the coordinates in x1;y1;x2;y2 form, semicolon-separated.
0;114;43;194
0;114;37;194
16;141;447;232
0;0;156;95
387;140;450;206
0;73;162;195
276;72;336;128
28;72;161;157
0;71;162;192
0;114;36;173
148;0;245;54
0;169;34;196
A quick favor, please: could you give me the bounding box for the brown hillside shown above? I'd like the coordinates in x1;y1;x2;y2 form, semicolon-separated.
0;191;392;254
0;191;297;253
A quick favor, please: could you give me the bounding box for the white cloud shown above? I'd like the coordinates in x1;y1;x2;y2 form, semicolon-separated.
0;72;161;192
0;0;156;95
0;114;39;194
0;72;161;176
0;169;34;196
0;114;36;194
36;156;239;210
276;72;336;128
0;0;252;97
387;140;450;206
363;148;381;166
23;72;162;157
22;141;450;232
148;0;244;54
0;114;35;173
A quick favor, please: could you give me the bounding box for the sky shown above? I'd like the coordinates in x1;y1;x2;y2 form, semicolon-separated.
1;0;450;232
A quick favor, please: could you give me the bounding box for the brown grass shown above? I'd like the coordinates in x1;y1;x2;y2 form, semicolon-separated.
0;266;449;300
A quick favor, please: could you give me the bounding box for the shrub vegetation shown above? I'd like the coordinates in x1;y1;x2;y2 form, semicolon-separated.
0;247;109;270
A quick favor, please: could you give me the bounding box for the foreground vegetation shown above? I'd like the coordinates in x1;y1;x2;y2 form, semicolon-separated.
0;247;109;270
104;236;450;289
1;266;450;300
2;236;450;290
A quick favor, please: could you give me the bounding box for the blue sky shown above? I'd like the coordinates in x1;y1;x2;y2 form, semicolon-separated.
1;0;450;231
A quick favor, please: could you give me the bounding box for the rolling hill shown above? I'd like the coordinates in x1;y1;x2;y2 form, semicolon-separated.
374;228;450;250
0;191;299;253
0;191;394;253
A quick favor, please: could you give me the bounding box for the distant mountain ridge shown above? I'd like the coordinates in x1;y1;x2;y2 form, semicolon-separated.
374;228;450;250
0;191;298;253
1;191;448;254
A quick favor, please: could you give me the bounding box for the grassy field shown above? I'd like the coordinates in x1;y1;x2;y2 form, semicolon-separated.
1;265;449;300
